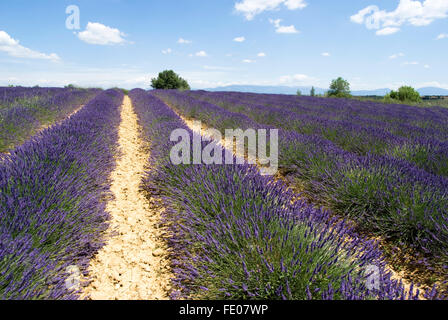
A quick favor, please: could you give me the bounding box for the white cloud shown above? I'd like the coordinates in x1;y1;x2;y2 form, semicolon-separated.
203;65;236;71
269;19;299;33
0;31;60;61
279;73;313;84
278;73;319;87
321;52;330;57
437;33;448;39
162;48;172;54
424;64;430;68
77;22;127;45
257;52;266;57
350;5;379;24
0;66;151;89
389;52;405;59
351;0;448;35
235;0;307;20
243;59;255;63
376;27;400;35
178;38;192;44
402;61;419;65
415;81;448;88
195;51;208;57
234;36;246;42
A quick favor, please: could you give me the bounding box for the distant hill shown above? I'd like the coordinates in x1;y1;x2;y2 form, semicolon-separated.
417;87;448;96
202;85;448;96
203;85;326;95
351;88;391;96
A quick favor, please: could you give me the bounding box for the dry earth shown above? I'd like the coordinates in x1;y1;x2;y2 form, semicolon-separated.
82;96;171;300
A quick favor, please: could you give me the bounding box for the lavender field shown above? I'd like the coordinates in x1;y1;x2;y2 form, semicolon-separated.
0;87;447;300
154;89;448;296
0;87;100;153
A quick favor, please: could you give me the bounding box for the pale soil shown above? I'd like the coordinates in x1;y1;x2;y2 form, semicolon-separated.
81;96;171;300
179;114;424;299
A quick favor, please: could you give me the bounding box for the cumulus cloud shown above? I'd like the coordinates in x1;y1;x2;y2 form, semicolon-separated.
269;19;299;33
279;74;315;84
162;48;172;54
234;36;246;42
195;51;208;57
376;27;400;35
0;30;60;61
178;38;192;44
257;52;266;57
351;0;448;35
389;52;405;59
243;59;256;63
203;65;235;71
437;33;448;39
77;22;128;45
402;61;419;65
235;0;307;20
321;52;330;57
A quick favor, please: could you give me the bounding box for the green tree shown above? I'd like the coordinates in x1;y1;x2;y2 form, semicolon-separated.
296;89;302;96
310;86;316;97
328;77;351;98
151;70;190;90
386;86;421;103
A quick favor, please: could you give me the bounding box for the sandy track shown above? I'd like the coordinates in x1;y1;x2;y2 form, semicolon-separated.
82;96;171;300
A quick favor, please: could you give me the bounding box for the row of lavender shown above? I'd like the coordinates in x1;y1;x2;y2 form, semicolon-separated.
0;87;100;153
153;90;448;279
188;91;448;177
129;88;437;300
0;89;123;299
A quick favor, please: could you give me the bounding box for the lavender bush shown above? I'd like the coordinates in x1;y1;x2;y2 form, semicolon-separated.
0;87;100;153
130;89;438;300
154;90;448;276
0;89;123;299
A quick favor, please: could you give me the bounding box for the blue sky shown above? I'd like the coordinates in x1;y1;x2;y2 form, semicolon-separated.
0;0;447;90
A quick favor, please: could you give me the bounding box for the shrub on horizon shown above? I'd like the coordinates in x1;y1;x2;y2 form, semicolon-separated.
151;70;190;91
386;86;421;103
327;77;351;98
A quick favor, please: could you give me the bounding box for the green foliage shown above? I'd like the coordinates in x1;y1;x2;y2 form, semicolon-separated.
310;86;316;97
386;86;421;103
327;77;351;98
296;89;302;96
151;70;190;90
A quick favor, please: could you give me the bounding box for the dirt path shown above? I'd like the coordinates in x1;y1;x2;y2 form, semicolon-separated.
82;96;171;300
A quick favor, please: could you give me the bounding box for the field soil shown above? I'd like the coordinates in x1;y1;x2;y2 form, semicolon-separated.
82;96;171;300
